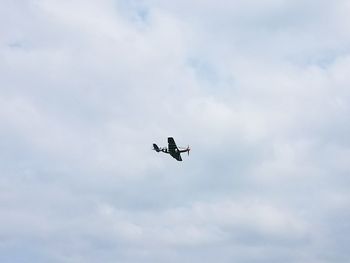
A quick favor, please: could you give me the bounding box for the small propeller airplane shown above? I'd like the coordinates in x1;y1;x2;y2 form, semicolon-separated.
153;137;190;161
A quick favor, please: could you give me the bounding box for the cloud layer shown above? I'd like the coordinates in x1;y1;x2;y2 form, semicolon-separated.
1;0;350;262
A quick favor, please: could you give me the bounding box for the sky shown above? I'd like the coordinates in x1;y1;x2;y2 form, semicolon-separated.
1;0;350;262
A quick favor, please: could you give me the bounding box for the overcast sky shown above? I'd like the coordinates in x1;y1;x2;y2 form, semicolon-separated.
1;0;350;262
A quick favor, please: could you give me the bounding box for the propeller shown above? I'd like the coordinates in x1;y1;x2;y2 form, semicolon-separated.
179;145;191;156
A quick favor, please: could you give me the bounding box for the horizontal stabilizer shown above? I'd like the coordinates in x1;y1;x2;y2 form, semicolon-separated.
153;143;160;152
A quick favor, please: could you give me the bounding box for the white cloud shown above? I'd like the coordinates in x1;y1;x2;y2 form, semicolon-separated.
1;0;350;262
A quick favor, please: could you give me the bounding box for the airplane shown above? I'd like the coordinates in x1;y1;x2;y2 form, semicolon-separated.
153;137;190;161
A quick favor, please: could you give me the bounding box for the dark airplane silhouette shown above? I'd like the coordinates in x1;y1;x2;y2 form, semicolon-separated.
153;137;190;161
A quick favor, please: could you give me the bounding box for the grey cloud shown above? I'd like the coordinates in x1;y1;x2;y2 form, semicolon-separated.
1;0;350;262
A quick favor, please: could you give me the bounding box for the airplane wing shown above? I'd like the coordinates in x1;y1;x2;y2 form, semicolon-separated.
168;137;182;161
176;154;182;161
168;137;178;151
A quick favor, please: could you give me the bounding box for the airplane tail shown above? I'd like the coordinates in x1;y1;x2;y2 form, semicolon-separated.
153;143;161;152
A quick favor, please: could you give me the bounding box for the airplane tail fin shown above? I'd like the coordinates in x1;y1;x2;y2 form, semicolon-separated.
153;143;161;152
